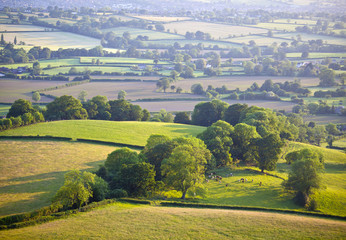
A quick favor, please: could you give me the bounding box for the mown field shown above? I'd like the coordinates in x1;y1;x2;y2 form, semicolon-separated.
0;104;10;117
100;27;185;40
1;203;345;240
0;140;117;216
0;120;206;146
0;24;48;32
163;21;268;38
1;31;101;50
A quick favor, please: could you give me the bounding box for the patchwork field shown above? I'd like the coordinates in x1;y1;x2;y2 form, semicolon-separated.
0;140;117;216
226;35;290;46
1;31;101;50
163;21;268;38
143;39;241;49
0;120;206;146
100;27;185;40
1;203;345;240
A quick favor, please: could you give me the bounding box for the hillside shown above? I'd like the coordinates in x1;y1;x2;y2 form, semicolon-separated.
1;203;345;240
0;120;206;147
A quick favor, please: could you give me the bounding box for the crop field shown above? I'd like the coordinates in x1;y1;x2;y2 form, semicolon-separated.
79;57;171;64
0;79;68;103
1;31;101;50
41;81;203;101
276;33;346;46
303;114;346;125
226;35;290;46
286;52;346;58
0;120;206;146
128;15;192;22
100;27;185;40
0;24;48;32
0;140;117;216
163;21;268;38
1;203;345;240
0;104;10;117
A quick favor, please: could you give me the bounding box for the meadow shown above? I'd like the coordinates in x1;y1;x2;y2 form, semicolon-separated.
79;57;171;64
42;66;134;75
143;39;241;49
0;24;48;32
0;104;10;117
225;35;290;46
253;22;301;31
1;203;345;239
286;52;346;58
1;31;101;50
163;21;268;38
0;140;117;216
100;26;185;40
276;32;346;46
0;120;206;146
128;15;192;22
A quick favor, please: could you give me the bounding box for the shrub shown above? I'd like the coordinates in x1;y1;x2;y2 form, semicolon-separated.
107;189;128;198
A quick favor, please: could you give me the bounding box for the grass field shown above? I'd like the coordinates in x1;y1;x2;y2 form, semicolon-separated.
42;66;134;75
128;15;192;22
0;140;117;216
100;27;185;40
79;57;171;64
0;58;81;69
0;120;206;146
276;33;346;46
1;203;345;239
303;115;346;125
0;104;10;117
226;35;290;46
286;52;346;58
163;21;268;38
0;24;48;32
1;31;101;50
254;22;301;31
274;19;317;25
143;39;241;49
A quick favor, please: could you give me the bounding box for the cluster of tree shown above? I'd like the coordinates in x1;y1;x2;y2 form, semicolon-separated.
292;100;343;116
314;88;346;98
185;31;212;40
0;43;30;64
94;136;212;199
243;58;296;77
1;99;45;131
283;148;324;208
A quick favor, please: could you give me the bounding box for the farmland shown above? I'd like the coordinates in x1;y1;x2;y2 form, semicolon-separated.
128;15;192;22
225;35;290;46
0;120;206;146
163;21;268;38
0;24;48;32
1;203;345;240
276;33;346;46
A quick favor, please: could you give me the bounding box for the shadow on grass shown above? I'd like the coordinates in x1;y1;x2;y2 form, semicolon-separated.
324;163;346;174
0;160;104;217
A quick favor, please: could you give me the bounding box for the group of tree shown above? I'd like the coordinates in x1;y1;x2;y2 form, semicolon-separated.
1;99;45;130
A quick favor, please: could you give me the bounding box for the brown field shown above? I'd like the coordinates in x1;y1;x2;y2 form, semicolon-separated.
0;79;68;103
303;114;346;125
163;21;268;38
174;76;320;91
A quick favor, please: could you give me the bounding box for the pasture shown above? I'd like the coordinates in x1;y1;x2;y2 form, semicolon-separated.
286;52;346;58
42;66;134;75
162;21;268;38
303;114;346;125
79;57;171;64
253;22;299;32
0;58;80;69
100;27;185;40
0;104;10;117
1;203;345;239
0;140;117;216
274;18;317;25
143;39;241;49
0;120;206;146
226;35;290;46
1;31;101;50
276;33;346;46
0;24;48;32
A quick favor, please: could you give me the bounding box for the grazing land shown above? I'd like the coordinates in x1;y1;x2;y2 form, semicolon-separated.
0;120;206;146
1;32;100;50
1;203;345;240
79;57;171;64
0;104;10;117
0;140;117;216
163;21;268;38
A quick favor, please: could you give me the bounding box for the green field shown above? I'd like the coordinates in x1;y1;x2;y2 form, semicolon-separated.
0;140;117;216
0;104;10;117
274;18;317;25
0;58;80;69
276;33;346;46
226;35;290;46
1;31;101;50
79;57;171;64
286;52;346;58
0;120;206;146
1;203;345;239
42;66;134;75
163;21;268;38
254;22;301;31
143;39;241;49
100;27;185;40
0;24;49;32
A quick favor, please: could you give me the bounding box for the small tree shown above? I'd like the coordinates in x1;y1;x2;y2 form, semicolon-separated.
118;90;127;100
32;61;41;75
78;91;88;103
32;92;41;102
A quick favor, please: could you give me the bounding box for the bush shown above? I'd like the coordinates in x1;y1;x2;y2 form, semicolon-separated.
107;189;128;198
306;199;318;211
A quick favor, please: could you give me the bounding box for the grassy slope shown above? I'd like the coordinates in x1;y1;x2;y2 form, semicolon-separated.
0;120;206;146
1;203;345;240
0;140;116;216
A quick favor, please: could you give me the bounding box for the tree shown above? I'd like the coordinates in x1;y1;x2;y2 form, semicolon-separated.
150;109;174;122
31;61;41;75
255;133;283;172
191;100;228;127
78;90;88;103
7;99;36;118
156;78;171;93
68;67;78;75
32;92;41;103
118;90;127;100
14;36;17;45
325;123;340;136
174;112;191;124
45;95;88;120
52;170;96;209
319;67;336;87
283;150;324;206
21;112;34;125
118;162;157;197
1;33;5;45
161;137;211;199
198;120;234;167
191;83;204;95
223;103;248;126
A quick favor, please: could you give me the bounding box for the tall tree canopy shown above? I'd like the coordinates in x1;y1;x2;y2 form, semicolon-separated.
45;95;88;120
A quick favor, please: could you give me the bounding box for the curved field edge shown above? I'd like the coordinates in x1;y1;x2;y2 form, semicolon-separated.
1;203;345;240
0;120;206;147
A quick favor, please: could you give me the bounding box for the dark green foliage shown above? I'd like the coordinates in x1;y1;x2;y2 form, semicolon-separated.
7;99;36;118
192;100;228;126
107;189;128;198
224;103;248;126
174;112;191;124
45;95;88;120
90;176;109;202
